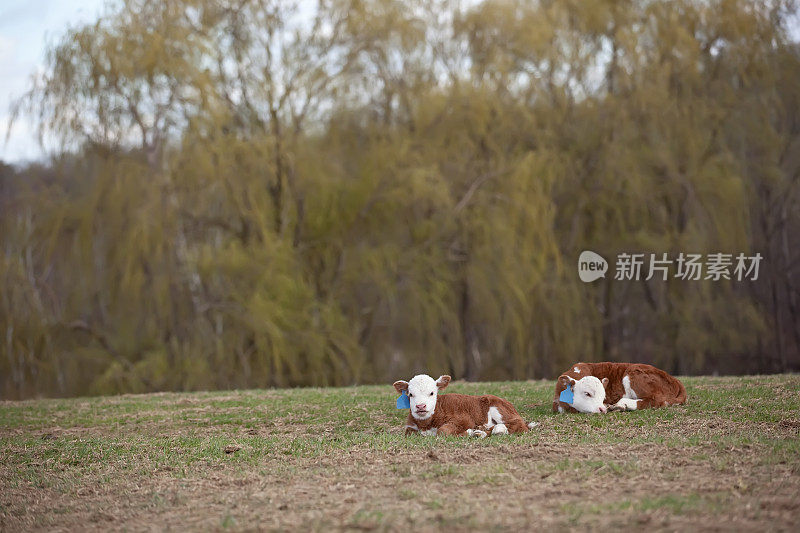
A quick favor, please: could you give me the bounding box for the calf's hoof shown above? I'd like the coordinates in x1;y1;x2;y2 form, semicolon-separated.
491;424;509;435
467;429;488;439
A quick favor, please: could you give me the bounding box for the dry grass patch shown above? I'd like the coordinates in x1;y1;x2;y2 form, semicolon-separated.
1;375;799;531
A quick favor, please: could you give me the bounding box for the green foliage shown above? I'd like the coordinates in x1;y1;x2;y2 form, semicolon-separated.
2;0;799;397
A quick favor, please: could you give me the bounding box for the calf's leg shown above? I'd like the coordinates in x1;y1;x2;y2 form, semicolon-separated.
609;396;666;411
502;416;530;434
439;421;485;437
608;398;641;411
486;402;530;434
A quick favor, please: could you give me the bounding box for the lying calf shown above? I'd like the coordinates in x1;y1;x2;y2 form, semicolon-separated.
393;374;536;437
552;362;687;413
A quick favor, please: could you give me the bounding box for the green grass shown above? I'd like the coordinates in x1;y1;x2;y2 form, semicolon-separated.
2;375;799;478
2;374;799;530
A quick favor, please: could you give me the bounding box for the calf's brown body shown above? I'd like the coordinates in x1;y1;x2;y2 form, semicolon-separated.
405;393;529;436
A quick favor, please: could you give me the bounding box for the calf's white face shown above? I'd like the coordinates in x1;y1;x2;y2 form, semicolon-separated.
562;375;608;414
393;374;451;420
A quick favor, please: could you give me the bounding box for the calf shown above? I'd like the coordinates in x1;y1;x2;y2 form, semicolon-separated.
552;362;686;413
393;374;537;437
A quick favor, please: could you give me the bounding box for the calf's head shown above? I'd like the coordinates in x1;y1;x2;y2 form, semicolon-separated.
393;374;451;420
560;375;608;413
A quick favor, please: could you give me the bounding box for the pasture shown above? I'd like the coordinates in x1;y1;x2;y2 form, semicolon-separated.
2;375;799;531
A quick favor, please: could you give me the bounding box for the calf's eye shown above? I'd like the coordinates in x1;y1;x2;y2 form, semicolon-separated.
429;392;434;396
585;392;592;397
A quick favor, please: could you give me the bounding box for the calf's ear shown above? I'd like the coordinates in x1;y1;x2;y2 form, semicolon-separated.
436;375;451;389
601;377;609;389
559;374;576;388
393;380;409;394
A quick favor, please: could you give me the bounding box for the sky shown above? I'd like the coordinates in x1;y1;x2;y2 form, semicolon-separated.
0;0;107;164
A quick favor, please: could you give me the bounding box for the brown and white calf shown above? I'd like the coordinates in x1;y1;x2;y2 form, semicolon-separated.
552;362;687;413
393;374;537;437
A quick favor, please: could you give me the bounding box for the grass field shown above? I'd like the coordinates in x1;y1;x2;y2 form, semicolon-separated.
2;375;799;531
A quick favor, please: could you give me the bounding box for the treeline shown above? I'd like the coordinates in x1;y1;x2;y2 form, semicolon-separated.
2;0;799;399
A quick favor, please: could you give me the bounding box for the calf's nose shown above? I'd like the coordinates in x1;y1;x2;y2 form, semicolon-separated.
415;403;426;410
598;405;607;414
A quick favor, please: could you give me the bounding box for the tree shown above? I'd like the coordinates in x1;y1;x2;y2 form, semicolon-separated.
3;0;799;398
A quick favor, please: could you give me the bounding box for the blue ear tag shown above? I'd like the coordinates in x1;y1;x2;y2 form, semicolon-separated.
396;390;410;409
559;386;574;405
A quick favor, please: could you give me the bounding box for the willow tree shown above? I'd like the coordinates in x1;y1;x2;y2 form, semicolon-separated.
6;0;364;394
3;0;799;399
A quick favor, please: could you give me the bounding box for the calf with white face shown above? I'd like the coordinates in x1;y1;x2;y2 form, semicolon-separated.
393;374;537;437
556;375;609;414
553;362;687;412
